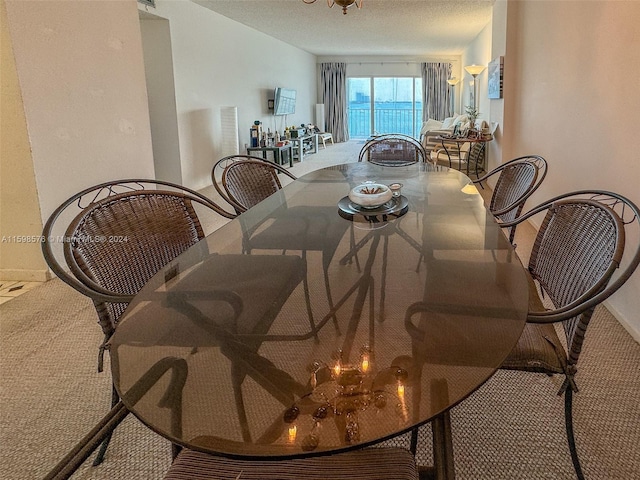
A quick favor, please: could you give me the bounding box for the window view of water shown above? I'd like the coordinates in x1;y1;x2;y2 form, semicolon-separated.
348;101;423;138
348;77;423;139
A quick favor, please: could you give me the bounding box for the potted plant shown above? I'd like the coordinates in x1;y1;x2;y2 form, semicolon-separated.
465;105;479;128
464;105;480;138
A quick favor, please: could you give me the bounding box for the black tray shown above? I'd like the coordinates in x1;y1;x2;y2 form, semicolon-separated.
338;195;409;224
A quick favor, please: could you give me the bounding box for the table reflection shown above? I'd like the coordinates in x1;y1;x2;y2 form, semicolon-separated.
110;163;528;462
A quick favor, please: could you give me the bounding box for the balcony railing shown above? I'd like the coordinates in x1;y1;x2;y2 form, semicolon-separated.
348;107;422;139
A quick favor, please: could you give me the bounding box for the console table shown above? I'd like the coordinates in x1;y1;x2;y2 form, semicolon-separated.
434;135;492;177
290;134;319;161
246;143;293;168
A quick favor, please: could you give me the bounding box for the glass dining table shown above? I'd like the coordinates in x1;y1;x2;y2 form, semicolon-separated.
109;162;529;479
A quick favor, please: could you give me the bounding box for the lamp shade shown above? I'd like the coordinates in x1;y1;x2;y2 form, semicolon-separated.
464;65;486;76
447;77;460;86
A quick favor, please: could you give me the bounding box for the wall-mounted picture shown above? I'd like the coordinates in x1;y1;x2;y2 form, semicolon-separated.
488;56;504;99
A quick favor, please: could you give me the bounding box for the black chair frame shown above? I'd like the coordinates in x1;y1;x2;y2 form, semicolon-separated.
212;154;295;215
474;155;548;244
358;134;428;166
499;190;640;479
41;179;235;465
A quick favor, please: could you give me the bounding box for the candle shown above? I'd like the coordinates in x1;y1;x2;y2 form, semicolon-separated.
288;424;297;443
333;362;342;377
397;383;408;422
361;356;370;373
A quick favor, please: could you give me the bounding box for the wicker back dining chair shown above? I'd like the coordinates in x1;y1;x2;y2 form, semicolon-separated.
42;179;236;462
211;154;296;215
359;134;427;166
474;155;548;244
498;190;640;479
213;157;349;337
41;179;237;465
220;158;296;213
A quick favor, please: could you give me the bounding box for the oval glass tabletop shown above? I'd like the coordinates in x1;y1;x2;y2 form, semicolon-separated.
110;163;528;459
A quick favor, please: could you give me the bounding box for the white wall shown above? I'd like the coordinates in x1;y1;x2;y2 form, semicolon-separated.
140;0;318;190
459;0;640;339
487;1;507;172
461;23;493;124
0;0;48;281
502;0;640;340
4;0;155;223
459;1;508;174
2;0;318;281
3;0;155;281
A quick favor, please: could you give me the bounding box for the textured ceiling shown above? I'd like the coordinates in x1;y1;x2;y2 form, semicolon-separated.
193;0;494;56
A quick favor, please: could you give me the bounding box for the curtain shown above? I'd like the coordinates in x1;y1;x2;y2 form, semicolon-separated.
421;63;452;121
321;63;349;143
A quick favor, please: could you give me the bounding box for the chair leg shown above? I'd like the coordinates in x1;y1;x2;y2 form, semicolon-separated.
301;251;319;342
432;411;455;480
348;224;361;271
45;402;129;480
339;230;373;270
92;384;119;466
378;234;389;322
565;388;586;480
231;363;253;443
322;263;341;335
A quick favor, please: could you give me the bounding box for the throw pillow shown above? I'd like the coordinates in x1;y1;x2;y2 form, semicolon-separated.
441;116;456;129
420;118;443;134
454;114;469;126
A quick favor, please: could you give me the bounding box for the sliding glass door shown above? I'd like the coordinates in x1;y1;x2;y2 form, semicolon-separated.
348;77;422;139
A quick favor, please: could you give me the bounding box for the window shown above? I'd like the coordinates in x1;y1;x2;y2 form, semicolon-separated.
348;77;422;139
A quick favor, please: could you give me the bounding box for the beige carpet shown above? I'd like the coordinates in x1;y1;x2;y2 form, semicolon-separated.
1;141;639;479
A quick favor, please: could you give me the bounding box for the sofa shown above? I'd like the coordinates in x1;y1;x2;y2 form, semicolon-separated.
420;114;492;173
419;114;471;156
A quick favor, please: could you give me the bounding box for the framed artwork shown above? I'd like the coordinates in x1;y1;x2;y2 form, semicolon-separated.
488;56;504;99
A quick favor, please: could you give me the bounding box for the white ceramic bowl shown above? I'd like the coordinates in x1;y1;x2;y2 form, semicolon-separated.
349;183;393;209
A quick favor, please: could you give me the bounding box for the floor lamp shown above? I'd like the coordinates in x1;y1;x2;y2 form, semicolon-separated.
464;65;486;112
446;77;460;115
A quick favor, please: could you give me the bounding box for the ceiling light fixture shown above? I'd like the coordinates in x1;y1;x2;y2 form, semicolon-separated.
302;0;363;15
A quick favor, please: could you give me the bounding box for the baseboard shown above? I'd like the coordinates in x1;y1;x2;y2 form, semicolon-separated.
604;299;640;344
0;268;51;282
